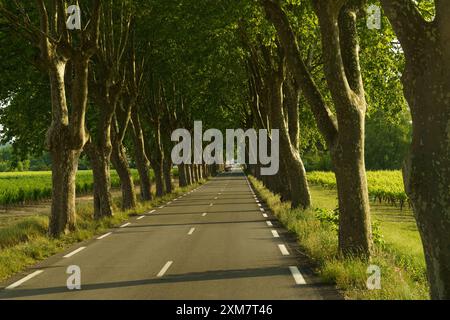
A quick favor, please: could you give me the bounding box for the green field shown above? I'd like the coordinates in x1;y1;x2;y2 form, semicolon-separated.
307;171;409;209
0;170;141;207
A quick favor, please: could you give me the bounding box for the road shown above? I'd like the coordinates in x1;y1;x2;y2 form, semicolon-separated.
0;170;340;300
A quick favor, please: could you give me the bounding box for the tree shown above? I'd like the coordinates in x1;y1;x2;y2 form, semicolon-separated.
0;1;101;236
380;0;450;299
261;0;373;256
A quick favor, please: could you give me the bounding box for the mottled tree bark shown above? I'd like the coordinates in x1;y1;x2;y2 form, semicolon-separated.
131;111;152;201
163;156;173;194
263;0;372;256
381;0;450;299
178;164;187;187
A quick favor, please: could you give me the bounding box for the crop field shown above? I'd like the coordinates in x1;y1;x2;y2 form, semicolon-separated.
307;171;409;209
0;170;141;207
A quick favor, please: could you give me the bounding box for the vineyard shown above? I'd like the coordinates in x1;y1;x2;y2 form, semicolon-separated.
307;171;409;209
0;170;141;207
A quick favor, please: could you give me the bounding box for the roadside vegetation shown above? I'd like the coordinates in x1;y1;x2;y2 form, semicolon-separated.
249;175;429;300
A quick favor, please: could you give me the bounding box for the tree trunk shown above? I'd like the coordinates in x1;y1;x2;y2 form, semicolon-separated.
270;70;311;209
111;134;136;210
381;0;450;300
49;146;79;236
331;111;372;256
185;164;192;185
153;161;165;197
163;157;173;194
131;113;152;201
85;141;114;219
191;164;198;183
178;164;187;187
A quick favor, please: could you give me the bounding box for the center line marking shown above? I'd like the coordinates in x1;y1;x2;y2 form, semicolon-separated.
97;232;112;240
64;247;86;258
6;270;44;289
120;223;131;228
266;221;273;227
188;227;196;235
271;230;280;238
289;266;307;285
278;244;290;256
202;213;207;217
137;216;145;220
157;261;173;278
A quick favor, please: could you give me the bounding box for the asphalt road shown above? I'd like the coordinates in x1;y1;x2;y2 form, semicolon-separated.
0;169;340;300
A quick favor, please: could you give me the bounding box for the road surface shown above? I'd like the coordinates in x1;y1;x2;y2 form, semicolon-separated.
0;170;340;300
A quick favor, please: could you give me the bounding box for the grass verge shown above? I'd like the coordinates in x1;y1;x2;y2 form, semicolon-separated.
0;180;205;283
248;175;429;300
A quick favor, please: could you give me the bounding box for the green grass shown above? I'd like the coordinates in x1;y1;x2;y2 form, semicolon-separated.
0;180;205;282
248;176;429;300
0;170;142;207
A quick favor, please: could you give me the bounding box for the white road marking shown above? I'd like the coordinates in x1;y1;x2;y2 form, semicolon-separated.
260;208;265;212
157;261;173;277
258;203;262;207
202;213;207;217
271;230;280;238
6;270;44;289
159;206;165;209
64;247;86;258
137;216;145;220
209;203;213;207
289;266;307;285
278;244;290;256
256;200;260;203
263;213;268;218
97;232;112;240
120;223;131;228
266;221;273;227
214;197;218;200
167;201;172;205
149;210;156;214
188;227;196;235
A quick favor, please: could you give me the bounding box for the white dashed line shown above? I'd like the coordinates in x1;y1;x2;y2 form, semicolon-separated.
6;270;44;289
64;247;86;258
137;216;145;220
120;223;131;228
262;213;268;218
159;206;165;209
149;210;156;214
202;213;207;217
260;208;265;212
278;244;290;256
167;201;172;205
271;230;280;238
289;266;307;285
97;232;112;240
266;221;273;227
188;227;196;235
258;203;262;207
210;203;214;207
157;261;173;277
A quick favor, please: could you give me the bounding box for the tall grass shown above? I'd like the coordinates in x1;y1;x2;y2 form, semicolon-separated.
248;175;429;300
